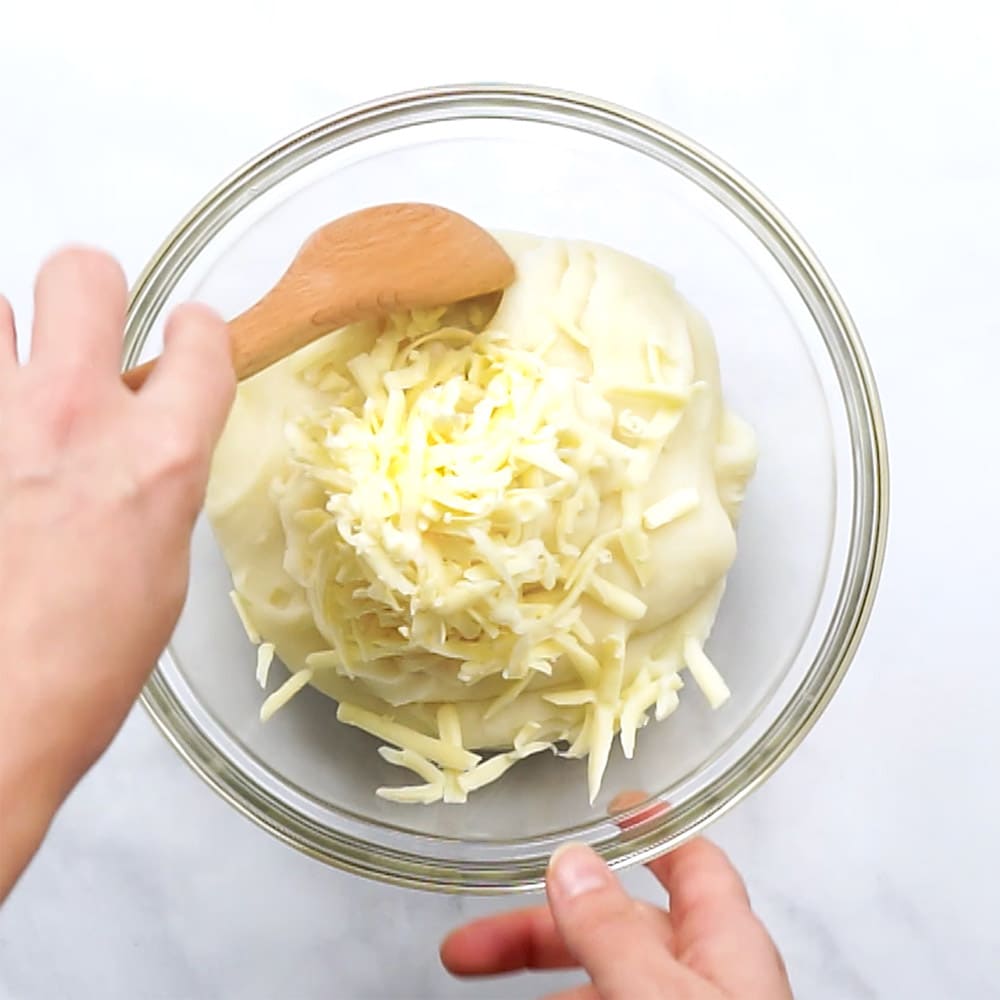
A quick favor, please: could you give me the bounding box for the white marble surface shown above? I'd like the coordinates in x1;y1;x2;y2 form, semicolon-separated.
2;2;999;997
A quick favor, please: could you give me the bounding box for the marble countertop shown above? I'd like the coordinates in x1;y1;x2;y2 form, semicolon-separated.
2;2;998;997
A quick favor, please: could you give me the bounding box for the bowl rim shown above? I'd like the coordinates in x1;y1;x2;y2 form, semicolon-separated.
129;82;889;893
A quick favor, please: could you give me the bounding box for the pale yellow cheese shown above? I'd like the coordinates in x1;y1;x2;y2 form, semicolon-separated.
206;233;757;804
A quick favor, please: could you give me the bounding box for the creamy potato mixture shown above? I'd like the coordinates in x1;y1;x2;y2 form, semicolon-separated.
207;234;756;804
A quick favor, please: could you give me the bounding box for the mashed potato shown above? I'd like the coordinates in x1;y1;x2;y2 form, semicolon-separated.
206;234;757;804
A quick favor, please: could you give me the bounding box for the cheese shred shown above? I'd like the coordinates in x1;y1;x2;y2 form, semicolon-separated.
255;642;275;689
260;668;313;722
683;637;731;709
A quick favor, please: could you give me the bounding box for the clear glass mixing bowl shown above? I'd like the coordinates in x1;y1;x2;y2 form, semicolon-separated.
125;85;888;892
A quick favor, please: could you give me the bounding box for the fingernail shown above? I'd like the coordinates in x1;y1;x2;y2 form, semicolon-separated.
608;789;649;815
548;843;611;900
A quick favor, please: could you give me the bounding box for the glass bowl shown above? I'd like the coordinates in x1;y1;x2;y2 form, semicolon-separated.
126;84;888;892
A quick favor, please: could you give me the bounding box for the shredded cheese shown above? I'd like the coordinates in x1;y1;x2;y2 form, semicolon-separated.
260;668;313;722
337;702;481;772
255;642;275;689
230;590;261;644
683;637;731;709
211;236;758;806
643;488;701;530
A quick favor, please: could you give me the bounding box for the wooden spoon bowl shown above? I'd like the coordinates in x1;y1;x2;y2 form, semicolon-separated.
124;203;515;389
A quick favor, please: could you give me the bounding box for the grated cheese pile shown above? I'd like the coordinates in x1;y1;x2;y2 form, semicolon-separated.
206;233;757;804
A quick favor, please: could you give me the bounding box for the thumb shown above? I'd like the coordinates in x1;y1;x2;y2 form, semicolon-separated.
546;844;704;1000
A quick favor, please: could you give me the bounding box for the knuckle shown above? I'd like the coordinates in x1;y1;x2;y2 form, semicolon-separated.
568;889;638;935
634;900;670;934
677;935;715;973
723;867;751;906
559;894;659;973
145;434;207;488
25;377;89;445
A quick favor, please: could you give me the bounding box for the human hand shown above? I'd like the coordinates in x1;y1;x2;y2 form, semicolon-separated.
0;249;234;897
442;801;792;999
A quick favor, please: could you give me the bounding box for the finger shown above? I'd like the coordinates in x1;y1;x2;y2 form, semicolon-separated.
609;789;668;831
652;837;788;995
541;985;600;1000
441;899;672;977
608;791;789;996
31;247;127;375
546;844;704;1000
650;836;751;928
608;789;743;918
442;905;575;975
140;302;236;457
609;790;678;894
0;295;16;372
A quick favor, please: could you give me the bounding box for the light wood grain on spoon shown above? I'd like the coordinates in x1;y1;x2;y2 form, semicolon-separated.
123;203;515;389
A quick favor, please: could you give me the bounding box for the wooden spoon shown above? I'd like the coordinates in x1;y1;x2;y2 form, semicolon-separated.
123;203;515;389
